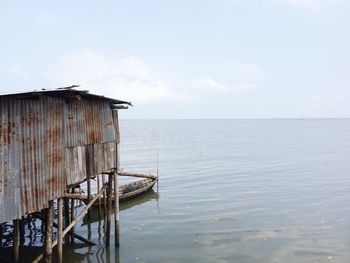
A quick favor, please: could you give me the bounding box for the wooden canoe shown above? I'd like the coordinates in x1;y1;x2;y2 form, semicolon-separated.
83;176;158;206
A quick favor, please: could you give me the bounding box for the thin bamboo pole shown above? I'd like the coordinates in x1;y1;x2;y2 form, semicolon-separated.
106;173;113;247
157;148;160;191
57;198;63;263
13;219;20;263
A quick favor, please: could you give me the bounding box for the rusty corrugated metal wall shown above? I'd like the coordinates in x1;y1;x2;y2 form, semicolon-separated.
0;94;120;223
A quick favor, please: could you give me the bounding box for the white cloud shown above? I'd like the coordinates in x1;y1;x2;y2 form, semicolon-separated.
189;63;265;98
237;63;263;76
191;78;228;92
278;0;342;11
336;94;344;100
32;8;57;25
44;49;184;104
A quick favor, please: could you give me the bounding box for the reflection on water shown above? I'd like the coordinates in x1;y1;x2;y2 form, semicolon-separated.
82;190;159;226
0;189;159;263
1;119;350;263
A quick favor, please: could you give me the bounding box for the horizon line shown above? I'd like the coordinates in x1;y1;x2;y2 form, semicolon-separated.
119;117;350;120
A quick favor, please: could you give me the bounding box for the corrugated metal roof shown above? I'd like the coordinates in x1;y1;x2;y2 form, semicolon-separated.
0;89;123;223
0;87;132;106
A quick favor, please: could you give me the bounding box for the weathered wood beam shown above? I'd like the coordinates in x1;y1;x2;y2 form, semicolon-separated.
110;104;129;110
62;193;88;200
118;171;157;180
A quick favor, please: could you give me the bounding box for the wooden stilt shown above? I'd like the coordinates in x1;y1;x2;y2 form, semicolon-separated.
102;174;106;217
0;223;3;247
87;176;91;220
13;219;20;263
97;175;102;218
114;172;120;247
19;217;25;247
106;173;113;247
63;198;70;244
44;201;54;263
41;210;46;243
115;142;120;247
57;198;63;263
70;188;75;244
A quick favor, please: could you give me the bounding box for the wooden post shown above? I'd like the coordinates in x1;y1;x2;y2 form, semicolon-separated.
70;188;75;244
102;174;106;214
57;198;63;263
97;175;102;218
106;173;113;247
114;142;120;247
87;176;91;220
45;201;54;263
63;197;70;244
13;219;20;263
114;171;120;247
0;223;2;247
20;217;25;247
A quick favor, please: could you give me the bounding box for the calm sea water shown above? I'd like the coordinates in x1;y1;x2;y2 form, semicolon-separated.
2;119;350;263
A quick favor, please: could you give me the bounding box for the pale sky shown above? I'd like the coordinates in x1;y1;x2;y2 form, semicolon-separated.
0;0;349;118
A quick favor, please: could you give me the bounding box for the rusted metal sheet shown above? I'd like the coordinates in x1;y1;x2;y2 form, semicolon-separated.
0;96;67;222
65;142;116;186
0;89;126;223
65;98;116;147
